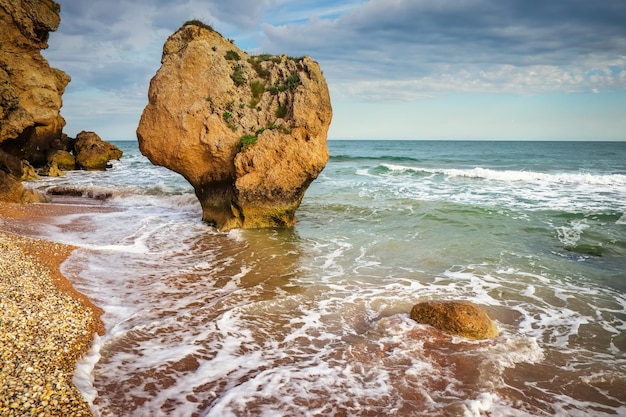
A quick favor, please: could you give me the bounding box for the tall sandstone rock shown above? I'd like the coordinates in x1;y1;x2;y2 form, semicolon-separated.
137;22;332;230
0;0;68;201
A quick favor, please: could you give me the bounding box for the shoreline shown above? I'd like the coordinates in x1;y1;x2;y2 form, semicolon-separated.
0;201;105;416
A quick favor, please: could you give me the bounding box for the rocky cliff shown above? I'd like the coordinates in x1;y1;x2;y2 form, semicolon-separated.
0;0;68;163
0;0;67;202
0;0;123;202
137;21;332;230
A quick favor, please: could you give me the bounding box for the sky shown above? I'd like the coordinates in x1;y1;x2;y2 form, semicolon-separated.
43;0;626;141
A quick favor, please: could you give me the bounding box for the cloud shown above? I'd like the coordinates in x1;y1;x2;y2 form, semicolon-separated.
261;0;626;98
41;0;626;139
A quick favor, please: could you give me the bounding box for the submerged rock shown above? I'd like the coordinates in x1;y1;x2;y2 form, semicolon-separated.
410;300;499;340
137;21;332;230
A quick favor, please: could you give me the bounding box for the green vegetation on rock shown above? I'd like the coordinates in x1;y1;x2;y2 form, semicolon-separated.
183;20;214;31
225;50;240;61
240;134;258;151
231;65;245;86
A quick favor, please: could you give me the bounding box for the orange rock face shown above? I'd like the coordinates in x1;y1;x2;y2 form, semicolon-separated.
137;22;332;230
0;0;69;162
410;300;499;340
0;0;69;202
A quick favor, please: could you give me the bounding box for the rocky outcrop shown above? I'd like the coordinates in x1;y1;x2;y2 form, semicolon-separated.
74;131;122;171
40;149;74;176
137;21;332;230
0;169;45;203
0;0;69;165
0;0;67;201
0;0;123;199
410;300;499;340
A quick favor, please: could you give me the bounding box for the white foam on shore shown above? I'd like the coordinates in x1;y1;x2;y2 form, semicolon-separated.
37;190;623;416
55;216;626;416
73;334;103;416
23;142;623;416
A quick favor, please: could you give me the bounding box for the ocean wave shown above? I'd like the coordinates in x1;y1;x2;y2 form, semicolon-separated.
30;182;198;211
380;163;626;186
331;154;421;163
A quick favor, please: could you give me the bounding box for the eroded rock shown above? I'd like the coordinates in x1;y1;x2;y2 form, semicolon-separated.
74;131;122;171
0;0;69;163
20;160;38;181
137;21;332;230
0;0;67;201
46;149;75;171
410;300;499;340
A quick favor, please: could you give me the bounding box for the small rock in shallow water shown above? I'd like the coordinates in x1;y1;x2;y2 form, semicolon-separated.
410;300;498;340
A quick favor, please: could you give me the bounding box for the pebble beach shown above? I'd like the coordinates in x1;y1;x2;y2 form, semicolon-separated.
0;203;103;416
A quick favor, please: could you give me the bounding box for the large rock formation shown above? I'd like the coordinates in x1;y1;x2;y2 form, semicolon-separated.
0;0;68;165
410;300;499;340
0;1;123;201
73;130;122;171
137;21;332;230
0;0;67;201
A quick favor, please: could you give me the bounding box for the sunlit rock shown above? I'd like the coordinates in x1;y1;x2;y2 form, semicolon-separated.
410;300;499;340
137;21;332;230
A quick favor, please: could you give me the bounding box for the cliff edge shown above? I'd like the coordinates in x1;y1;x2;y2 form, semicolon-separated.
137;21;332;230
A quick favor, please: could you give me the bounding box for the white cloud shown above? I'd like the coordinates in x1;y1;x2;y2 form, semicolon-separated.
261;0;626;98
40;0;626;140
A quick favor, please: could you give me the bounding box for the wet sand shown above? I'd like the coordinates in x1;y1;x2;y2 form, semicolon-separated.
0;201;104;416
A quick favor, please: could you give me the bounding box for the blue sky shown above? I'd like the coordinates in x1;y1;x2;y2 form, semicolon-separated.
44;0;626;141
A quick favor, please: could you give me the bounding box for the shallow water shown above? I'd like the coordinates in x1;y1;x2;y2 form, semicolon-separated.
14;140;626;416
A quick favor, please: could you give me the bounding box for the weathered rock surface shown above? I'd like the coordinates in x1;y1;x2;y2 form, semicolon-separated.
74;131;122;171
0;2;123;200
46;149;75;170
0;0;65;201
20;159;38;180
0;169;45;203
0;150;38;202
410;300;499;340
137;21;332;230
0;0;69;165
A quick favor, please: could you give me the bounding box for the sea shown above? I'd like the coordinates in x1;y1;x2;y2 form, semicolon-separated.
17;140;626;416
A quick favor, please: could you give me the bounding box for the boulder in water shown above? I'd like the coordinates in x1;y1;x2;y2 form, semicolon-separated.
410;300;498;340
137;21;332;230
74;131;122;171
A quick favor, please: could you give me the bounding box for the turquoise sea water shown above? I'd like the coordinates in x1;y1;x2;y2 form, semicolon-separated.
13;140;626;416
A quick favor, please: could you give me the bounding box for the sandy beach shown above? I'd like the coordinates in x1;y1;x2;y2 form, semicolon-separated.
0;201;104;416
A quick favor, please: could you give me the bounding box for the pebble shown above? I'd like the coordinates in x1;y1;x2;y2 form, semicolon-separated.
0;232;98;416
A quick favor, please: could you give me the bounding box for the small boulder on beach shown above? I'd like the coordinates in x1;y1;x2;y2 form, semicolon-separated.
410;300;499;340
